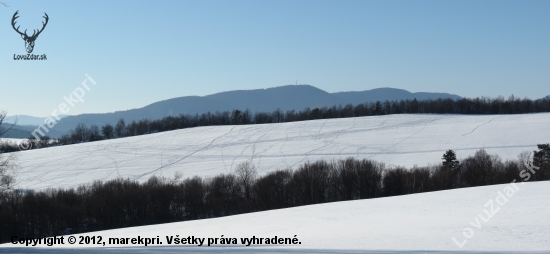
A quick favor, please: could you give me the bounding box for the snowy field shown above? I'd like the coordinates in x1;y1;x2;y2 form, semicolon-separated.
11;113;550;191
0;138;24;144
3;181;550;253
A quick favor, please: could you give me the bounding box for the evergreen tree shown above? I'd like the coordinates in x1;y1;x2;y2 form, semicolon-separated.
231;109;242;124
533;144;550;164
373;101;383;115
442;149;460;170
533;144;550;180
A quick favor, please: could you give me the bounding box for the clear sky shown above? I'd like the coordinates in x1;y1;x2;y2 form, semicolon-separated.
1;0;549;116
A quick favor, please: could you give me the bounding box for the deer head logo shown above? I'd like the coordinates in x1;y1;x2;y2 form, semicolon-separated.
11;11;49;54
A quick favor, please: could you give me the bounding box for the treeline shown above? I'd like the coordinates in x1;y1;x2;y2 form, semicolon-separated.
1;145;548;243
1;95;549;152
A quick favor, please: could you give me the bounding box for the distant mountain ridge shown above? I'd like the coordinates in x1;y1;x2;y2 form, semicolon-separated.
0;124;64;139
30;85;461;137
332;88;461;103
3;115;67;126
0;124;32;139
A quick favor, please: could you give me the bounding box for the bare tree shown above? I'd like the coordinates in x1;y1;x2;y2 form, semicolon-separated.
169;171;183;186
518;151;532;168
115;119;126;138
72;123;89;142
0;110;17;138
234;161;257;201
101;124;114;139
0;110;19;192
0;153;18;191
88;125;102;141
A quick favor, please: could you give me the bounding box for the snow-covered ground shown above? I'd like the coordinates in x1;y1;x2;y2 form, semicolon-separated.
0;138;24;144
12;113;550;191
3;181;550;253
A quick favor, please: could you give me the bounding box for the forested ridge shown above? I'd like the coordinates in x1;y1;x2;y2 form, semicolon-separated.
2;95;549;152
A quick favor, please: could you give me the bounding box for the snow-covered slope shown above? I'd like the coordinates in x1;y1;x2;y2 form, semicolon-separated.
0;138;24;144
3;182;550;253
14;113;550;190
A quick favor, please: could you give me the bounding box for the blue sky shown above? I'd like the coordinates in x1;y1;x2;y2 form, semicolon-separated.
1;0;549;116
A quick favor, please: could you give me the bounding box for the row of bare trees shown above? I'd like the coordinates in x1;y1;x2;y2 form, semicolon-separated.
1;146;549;243
2;96;548;151
58;96;550;144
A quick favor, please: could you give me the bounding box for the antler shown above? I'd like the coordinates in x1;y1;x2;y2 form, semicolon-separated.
31;13;49;38
11;10;27;37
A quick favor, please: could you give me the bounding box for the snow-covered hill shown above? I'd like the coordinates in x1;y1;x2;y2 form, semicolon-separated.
3;181;550;253
14;113;550;191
